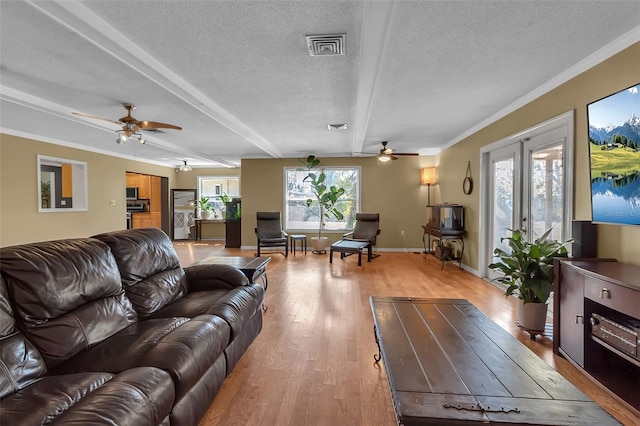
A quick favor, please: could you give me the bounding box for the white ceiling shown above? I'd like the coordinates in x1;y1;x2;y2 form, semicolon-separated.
1;1;639;169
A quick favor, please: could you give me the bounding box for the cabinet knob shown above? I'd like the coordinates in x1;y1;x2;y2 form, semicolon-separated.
599;288;609;299
575;314;583;324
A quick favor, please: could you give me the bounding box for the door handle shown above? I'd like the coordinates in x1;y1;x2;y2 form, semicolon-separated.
520;217;527;234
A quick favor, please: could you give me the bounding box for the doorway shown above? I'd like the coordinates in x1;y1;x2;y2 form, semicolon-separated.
480;111;574;279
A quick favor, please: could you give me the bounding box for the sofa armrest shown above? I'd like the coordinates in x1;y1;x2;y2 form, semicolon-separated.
184;264;250;292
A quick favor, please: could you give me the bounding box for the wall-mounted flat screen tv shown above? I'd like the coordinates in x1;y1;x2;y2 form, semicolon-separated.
587;83;640;226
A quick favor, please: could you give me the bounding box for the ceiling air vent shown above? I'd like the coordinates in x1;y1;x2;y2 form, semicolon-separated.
305;34;346;56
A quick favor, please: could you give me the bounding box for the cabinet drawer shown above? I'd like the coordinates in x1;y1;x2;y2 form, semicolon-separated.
584;276;640;318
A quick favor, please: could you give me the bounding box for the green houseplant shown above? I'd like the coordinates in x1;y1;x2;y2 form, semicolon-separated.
299;155;347;252
488;228;573;331
197;197;214;219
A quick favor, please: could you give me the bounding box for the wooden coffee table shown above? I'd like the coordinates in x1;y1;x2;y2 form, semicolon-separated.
369;296;620;425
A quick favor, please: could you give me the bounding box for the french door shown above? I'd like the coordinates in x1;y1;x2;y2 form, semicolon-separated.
481;112;574;279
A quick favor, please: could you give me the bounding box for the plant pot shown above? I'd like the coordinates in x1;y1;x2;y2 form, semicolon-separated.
517;301;548;332
311;237;328;254
202;210;214;220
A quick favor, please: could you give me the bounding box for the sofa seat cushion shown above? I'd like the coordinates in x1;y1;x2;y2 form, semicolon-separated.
148;285;264;340
51;315;230;401
1;367;173;426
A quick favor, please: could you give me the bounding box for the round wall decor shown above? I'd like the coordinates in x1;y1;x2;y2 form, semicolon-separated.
463;161;473;195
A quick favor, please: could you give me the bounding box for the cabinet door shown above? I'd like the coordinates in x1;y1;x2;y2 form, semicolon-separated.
126;174;138;188
137;175;151;199
132;213;152;228
150;212;162;229
150;176;162;212
558;265;585;367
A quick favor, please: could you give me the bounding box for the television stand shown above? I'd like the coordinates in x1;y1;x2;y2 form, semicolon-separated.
554;259;640;413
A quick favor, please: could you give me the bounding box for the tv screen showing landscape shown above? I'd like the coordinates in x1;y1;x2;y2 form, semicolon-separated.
587;83;640;226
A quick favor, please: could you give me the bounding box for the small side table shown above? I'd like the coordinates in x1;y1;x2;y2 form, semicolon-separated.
289;234;307;255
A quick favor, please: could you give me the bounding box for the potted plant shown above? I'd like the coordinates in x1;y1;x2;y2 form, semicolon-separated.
197;197;215;220
488;228;573;332
299;155;346;253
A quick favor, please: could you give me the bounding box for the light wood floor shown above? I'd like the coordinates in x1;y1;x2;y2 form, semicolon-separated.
172;242;638;426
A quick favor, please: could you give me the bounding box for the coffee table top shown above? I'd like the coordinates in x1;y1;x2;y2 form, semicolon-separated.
370;296;619;425
331;240;368;249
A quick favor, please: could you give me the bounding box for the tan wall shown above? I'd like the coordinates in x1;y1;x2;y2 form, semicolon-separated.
2;44;638;265
438;42;640;268
0;133;175;247
240;156;437;249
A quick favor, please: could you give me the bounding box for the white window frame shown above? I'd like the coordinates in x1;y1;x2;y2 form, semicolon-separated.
283;166;361;232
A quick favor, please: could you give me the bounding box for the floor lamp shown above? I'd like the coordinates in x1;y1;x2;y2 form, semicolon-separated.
421;167;437;254
421;167;437;206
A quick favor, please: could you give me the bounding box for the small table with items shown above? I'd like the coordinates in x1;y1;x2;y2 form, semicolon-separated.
193;219;225;241
329;240;371;266
423;203;465;270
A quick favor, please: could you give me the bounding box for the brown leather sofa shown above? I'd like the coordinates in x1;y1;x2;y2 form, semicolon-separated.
0;228;264;425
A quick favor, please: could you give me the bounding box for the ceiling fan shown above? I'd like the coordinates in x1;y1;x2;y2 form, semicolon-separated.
72;103;182;144
374;141;419;162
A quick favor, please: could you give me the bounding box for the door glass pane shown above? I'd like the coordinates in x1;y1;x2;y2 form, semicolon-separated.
530;144;563;241
493;158;514;254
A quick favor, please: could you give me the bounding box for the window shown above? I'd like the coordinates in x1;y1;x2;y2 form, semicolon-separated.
198;176;240;213
284;166;360;231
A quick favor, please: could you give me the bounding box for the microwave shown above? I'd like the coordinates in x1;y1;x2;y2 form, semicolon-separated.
126;187;138;200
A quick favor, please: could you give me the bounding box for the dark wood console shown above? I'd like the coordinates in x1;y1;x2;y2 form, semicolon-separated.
553;259;640;412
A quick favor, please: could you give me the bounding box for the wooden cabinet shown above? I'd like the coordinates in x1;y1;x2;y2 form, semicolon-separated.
126;174;138;188
554;259;640;412
137;174;151;199
131;212;151;228
126;173;151;199
127;174;163;230
150;176;161;212
556;265;585;367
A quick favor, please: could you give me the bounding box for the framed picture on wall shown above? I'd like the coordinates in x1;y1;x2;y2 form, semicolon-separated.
37;155;88;212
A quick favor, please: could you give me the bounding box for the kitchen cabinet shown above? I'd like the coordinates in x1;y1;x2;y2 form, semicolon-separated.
137;174;151;199
127;174;163;230
126;174;138;188
132;212;152;228
150;176;161;212
126;173;151;199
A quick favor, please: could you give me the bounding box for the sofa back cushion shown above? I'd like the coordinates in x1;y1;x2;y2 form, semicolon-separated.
0;239;137;369
0;276;47;399
92;228;188;318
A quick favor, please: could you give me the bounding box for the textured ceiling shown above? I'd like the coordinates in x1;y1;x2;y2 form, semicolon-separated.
1;0;639;168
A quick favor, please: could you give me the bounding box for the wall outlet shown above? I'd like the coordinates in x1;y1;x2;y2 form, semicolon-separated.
109;199;116;206
400;230;405;238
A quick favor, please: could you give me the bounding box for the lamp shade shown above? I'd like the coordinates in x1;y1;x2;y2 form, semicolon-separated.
420;167;437;185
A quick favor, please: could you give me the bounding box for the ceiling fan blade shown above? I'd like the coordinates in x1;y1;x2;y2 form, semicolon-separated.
393;152;419;156
72;112;121;125
138;121;182;130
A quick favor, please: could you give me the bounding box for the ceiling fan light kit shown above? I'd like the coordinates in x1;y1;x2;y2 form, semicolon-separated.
179;160;192;172
375;141;419;161
73;103;181;146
